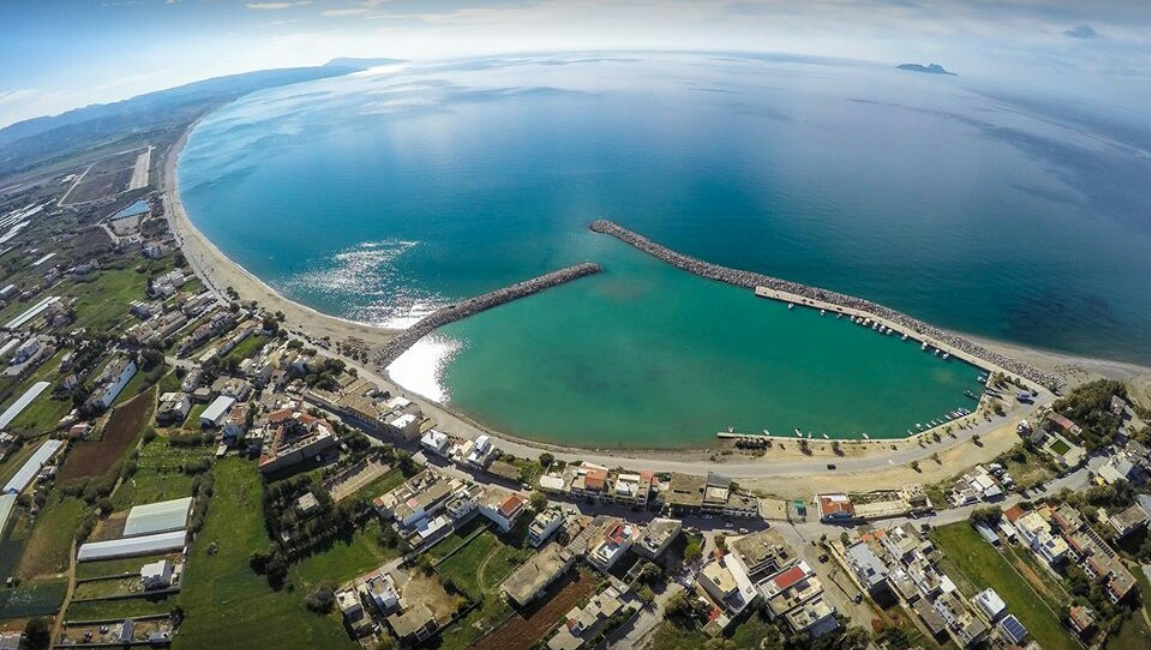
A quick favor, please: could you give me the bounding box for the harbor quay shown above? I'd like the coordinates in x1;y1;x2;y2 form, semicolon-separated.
374;262;601;367
588;219;1060;391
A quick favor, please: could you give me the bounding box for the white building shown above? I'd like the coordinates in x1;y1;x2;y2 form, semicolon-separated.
974;588;1006;622
141;559;175;590
527;506;566;547
88;357;138;409
420;429;450;456
200;395;237;428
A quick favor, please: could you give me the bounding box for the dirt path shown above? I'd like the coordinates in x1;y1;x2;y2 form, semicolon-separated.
51;538;78;644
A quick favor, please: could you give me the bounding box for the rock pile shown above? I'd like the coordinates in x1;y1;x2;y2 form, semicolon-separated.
376;262;601;368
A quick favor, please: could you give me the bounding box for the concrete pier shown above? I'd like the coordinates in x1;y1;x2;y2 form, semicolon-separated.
590;218;1059;389
375;262;602;367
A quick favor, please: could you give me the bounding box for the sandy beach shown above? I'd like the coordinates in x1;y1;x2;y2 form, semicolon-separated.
160;120;403;351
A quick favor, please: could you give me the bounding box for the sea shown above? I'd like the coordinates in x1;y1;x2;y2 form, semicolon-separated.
178;53;1151;447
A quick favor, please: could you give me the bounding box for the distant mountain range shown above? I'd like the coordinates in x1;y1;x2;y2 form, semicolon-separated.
896;63;957;76
0;58;405;179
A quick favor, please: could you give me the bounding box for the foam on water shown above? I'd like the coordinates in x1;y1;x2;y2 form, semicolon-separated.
386;334;461;403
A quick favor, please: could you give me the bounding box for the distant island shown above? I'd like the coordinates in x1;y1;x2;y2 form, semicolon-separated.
896;63;956;76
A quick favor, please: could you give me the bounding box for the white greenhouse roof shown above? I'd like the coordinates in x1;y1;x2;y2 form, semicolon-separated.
77;530;186;562
123;497;193;537
0;381;51;429
3;438;63;494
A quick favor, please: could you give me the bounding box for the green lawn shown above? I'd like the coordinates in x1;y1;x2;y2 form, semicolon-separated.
931;523;1078;650
68;266;154;333
66;594;175;621
290;520;400;591
16;496;87;581
347;466;412;502
434;527;534;650
112;437;213;509
0;579;67;620
1050;439;1072;455
427;516;487;562
113;362;167;407
437;530;530;597
222;335;266;365
174;458;355;650
76;553;173;581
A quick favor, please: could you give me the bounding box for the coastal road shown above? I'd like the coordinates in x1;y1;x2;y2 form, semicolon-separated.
324;340;1042;484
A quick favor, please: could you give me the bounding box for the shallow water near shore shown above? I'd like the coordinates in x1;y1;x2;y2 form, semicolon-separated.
396;238;982;446
178;53;1151;446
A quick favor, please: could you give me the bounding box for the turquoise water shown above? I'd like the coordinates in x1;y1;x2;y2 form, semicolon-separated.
177;53;1151;446
434;238;982;446
113;199;148;219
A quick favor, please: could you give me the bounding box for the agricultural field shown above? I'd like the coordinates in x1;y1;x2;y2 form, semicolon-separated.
76;552;176;581
434;525;536;650
471;569;599;650
931;522;1078;650
173;458;355;650
65;594;174;622
3;350;72;436
60;149;144;205
112;436;212;509
289;520;401;591
60;386;154;482
0;580;67;620
15;496;86;581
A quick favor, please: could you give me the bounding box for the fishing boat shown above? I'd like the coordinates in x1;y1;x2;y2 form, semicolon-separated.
762;429;771;437
942;352;950;360
964;389;978;400
862;432;870;440
921;341;929;351
820;309;826;316
788;304;794;310
902;333;908;341
794;428;803;438
822;433;830;439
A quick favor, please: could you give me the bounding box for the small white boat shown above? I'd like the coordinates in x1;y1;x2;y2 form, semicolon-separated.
942;352;950;360
822;433;830;439
820;309;826;316
862;432;870;440
921;342;929;350
788;304;794;310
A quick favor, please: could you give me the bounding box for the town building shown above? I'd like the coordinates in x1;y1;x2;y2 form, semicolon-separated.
86;356;137;409
527;506;566;548
633;518;681;560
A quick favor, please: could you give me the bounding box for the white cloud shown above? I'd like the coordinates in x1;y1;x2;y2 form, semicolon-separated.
322;8;372;17
246;1;311;10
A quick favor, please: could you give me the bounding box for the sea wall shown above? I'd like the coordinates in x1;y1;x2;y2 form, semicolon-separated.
590;219;1060;389
376;262;602;367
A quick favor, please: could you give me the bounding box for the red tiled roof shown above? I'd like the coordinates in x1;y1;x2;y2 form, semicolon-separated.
1003;504;1025;523
268;408;294;424
499;494;524;517
772;565;808;591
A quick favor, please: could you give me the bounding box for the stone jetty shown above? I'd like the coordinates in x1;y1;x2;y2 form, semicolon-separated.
590;219;1061;389
376;262;601;367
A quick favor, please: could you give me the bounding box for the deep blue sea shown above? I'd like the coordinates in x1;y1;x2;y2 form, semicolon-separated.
178;53;1151;445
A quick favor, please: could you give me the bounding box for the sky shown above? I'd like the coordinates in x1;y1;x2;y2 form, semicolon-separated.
0;0;1149;129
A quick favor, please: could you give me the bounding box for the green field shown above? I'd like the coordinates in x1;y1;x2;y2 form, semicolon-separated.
931;522;1078;650
76;553;173;581
4;350;72;435
437;529;530;597
1050;439;1072;456
433;526;534;650
222;334;266;365
290;520;401;591
0;579;67;620
16;496;86;581
648;611;780;650
173;458;355;650
112;437;213;509
113;362;168;407
65;594;175;622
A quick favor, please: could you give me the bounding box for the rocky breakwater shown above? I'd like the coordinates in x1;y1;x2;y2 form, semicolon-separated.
590;219;1061;389
376;262;602;368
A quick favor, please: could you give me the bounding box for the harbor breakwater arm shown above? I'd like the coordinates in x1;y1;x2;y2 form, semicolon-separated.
589;219;1059;389
375;262;602;367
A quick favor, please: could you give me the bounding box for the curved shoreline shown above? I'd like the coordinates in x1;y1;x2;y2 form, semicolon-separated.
161;114;405;350
165;115;1149;463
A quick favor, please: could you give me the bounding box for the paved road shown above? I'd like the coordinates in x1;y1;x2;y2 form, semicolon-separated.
309;341;1042;481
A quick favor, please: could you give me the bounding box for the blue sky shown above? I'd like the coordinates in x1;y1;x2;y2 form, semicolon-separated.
0;0;1149;128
